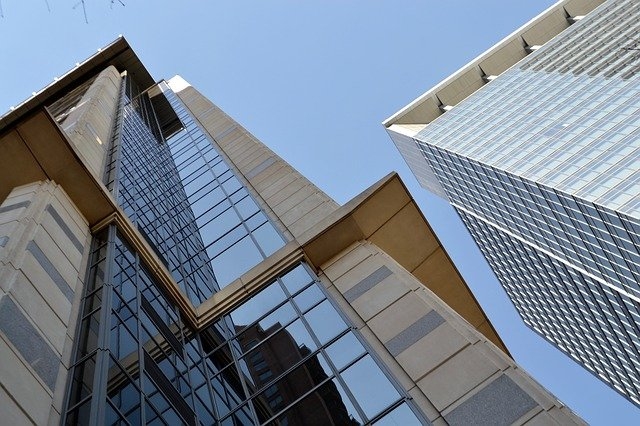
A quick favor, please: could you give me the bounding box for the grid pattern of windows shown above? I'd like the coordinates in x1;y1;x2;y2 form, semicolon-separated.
64;229;424;425
405;0;640;406
103;77;284;304
162;86;285;290
415;0;640;216
420;144;640;405
422;147;640;300
460;211;640;404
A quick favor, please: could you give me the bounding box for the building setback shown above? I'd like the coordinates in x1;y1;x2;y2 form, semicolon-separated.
385;0;640;408
0;38;583;425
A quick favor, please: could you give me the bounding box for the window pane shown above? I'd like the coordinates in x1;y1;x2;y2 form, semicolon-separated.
340;355;400;419
373;403;423;426
210;236;263;288
325;332;366;371
230;283;287;327
304;300;347;344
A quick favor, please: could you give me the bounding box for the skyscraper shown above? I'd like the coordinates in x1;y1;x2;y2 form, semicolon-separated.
385;0;640;407
0;38;583;425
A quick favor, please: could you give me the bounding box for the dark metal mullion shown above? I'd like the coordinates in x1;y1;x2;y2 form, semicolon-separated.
192;333;219;422
226;319;261;423
61;232;108;424
105;395;133;426
105;76;128;198
89;224;118;426
133;240;150;425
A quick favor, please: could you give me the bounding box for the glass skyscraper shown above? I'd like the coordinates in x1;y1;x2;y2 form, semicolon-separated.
0;38;586;424
385;0;640;407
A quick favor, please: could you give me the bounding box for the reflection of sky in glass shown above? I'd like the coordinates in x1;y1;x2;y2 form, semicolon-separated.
163;86;285;292
341;355;400;418
304;300;347;344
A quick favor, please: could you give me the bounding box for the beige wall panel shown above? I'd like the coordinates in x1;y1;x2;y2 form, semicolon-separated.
315;241;582;423
60;66;121;178
0;334;52;425
396;322;469;381
287;201;338;237
417;344;501;411
0;180;90;425
8;272;66;354
0;384;33;426
369;203;440;271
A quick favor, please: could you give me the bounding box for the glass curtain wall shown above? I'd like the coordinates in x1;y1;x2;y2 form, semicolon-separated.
103;76;284;304
63;227;424;425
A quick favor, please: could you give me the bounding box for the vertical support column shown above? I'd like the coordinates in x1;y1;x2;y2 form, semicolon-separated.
58;65;122;179
0;181;90;425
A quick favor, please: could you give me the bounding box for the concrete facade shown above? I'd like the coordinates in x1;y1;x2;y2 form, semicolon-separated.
0;181;90;425
1;38;584;424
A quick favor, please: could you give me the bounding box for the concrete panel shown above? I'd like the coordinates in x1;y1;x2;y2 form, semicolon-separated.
417;344;500;411
44;204;84;253
0;296;60;389
245;157;277;180
0;333;52;425
8;271;66;353
396;322;469;381
350;273;410;322
0;383;33;426
444;374;538;426
385;310;446;357
344;266;393;302
331;254;386;295
279;193;326;226
413;248;485;328
368;292;436;343
26;241;74;302
322;243;375;282
369;203;440;272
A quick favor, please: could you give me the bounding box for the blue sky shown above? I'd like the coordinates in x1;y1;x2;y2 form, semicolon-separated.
1;1;638;423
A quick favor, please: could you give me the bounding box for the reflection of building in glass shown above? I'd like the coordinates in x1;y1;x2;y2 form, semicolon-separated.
1;38;585;424
385;0;640;408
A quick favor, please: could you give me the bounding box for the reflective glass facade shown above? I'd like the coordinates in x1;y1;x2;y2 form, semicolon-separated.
61;73;424;425
103;77;285;304
401;0;640;406
64;229;422;425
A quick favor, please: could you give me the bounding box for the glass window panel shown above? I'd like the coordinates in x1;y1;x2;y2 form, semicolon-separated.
252;353;331;416
241;318;317;379
280;264;315;295
68;354;97;406
236;302;297;341
252;223;284;256
210;235;264;288
230;283;287;327
199;207;240;246
235;196;259;219
245;212;267;231
325;332;366;371
222;176;242;194
66;397;92;426
304;300;347;344
293;284;325;313
340;355;400;418
372;403;422;425
275;378;362;426
191;187;226;219
205;225;247;260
